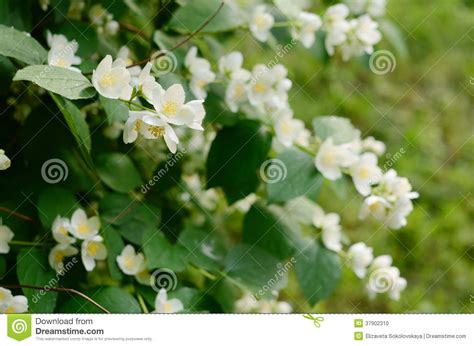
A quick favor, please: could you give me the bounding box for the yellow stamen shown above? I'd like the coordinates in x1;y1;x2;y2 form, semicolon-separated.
99;73;116;88
149;126;165;138
253;82;267;93
162;101;178;116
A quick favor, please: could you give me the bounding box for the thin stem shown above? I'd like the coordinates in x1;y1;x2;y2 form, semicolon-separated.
294;142;316;156
119;99;154;112
2;284;111;314
0;207;37;224
191;265;218;281
119;21;150;41
136;292;149;313
9;240;50;247
126;1;225;68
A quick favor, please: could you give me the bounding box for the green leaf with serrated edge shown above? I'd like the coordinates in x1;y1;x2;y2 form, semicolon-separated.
312;115;359;144
206;119;272;204
143;228;187;272
17;249;58;313
37;187;78;229
0;25;47;64
50;93;93;167
295;240;341;306
242;203;296;260
267;149;323;204
95;153;143;193
14;65;95;99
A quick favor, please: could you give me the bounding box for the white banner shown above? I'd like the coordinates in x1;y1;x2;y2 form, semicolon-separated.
1;314;472;345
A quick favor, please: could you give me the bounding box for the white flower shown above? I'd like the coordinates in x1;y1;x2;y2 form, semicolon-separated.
1;293;28;313
225;78;249;112
339;15;382;61
52;216;75;244
123;111;180;153
249;5;274;42
46;32;81;70
346;0;386;17
153;289;183;313
81;235;107;271
0;224;14;254
69;208;101;240
349;152;382;196
366;264;406;301
369;254;392;271
314;212;343;252
49;244;78;272
0;149;11;170
348;242;373;278
291;12;322;48
218;52;250;80
323;4;351;56
116;245;146;276
184;47;215;99
117;46;142;85
105;20;119;35
361;136;385;156
234;292;292;313
153;84;205;130
137;63;164;102
359;195;391;221
92;55;132;100
248;64;291;108
274;113;307;148
315;137;358;180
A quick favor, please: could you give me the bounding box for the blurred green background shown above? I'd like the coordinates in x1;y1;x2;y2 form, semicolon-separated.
240;0;473;312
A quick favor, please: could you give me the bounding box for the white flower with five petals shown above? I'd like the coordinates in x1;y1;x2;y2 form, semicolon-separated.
116;245;146;276
69;208;101;240
92;55;132;100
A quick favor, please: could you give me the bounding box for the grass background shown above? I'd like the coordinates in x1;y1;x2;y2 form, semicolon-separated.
239;0;473;312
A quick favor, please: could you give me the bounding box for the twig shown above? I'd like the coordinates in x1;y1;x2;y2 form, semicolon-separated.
0;207;37;224
2;284;111;314
126;1;225;68
119;21;150;40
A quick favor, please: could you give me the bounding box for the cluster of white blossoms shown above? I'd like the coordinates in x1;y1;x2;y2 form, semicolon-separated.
92;52;206;153
234;292;292;313
116;245;150;285
185;47;216;99
0;287;28;313
46;32;81;71
88;4;119;36
0;223;14;254
286;197;407;300
0;149;11;170
49;209;107;273
348;243;407;301
315;132;417;229
322;4;382;61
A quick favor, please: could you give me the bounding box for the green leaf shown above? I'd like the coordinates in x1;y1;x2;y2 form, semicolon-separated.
0;25;47;64
0;256;5;277
143;228;187;272
312;116;359;144
17;249;58;313
267;149;323;204
206;119;272;204
168;287;218;312
379;19;409;59
99;194;160;245
100;95;129;124
37;187;78;229
168;0;245;34
95;153;143;193
50;93;92;166
178;228;226;272
58;287;141;313
13;65;96;99
203;90;241;126
224;245;285;295
101;225;125;281
295;240;341;306
242;203;296;260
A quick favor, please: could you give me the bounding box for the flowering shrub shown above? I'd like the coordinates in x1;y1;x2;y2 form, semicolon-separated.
0;0;415;314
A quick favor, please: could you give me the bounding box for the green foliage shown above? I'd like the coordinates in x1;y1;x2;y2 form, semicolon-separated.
267;149;323;204
14;65;96;99
37;187;78;229
206;120;272;204
95;153;143;193
17;249;58;313
0;25;47;64
143;228;187;272
312;116;359;144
